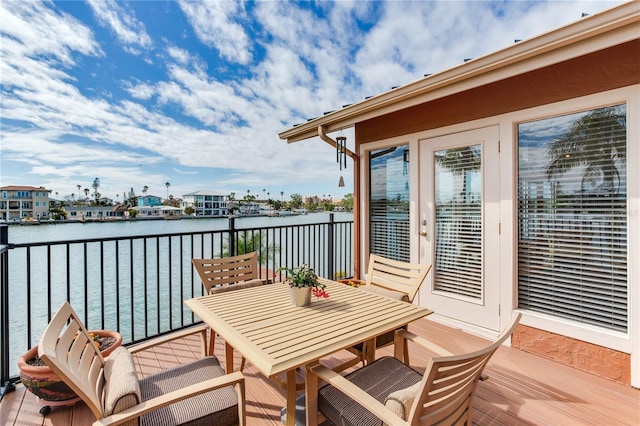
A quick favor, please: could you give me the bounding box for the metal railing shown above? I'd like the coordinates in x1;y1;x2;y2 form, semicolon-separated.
0;214;353;398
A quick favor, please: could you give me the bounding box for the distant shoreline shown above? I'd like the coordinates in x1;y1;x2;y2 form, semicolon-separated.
0;209;343;226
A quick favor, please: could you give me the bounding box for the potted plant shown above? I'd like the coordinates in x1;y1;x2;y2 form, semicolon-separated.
18;329;122;414
278;264;328;306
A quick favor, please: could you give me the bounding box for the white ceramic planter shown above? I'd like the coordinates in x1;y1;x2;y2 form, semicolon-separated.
290;287;311;307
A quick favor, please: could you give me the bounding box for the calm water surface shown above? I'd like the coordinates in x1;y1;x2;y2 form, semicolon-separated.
9;212;353;243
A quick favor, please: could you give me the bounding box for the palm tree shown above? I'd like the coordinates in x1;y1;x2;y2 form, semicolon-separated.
76;185;81;199
222;231;279;266
84;188;90;201
280;191;284;201
435;147;481;201
92;178;100;203
545;106;626;195
165;182;170;200
142;186;148;196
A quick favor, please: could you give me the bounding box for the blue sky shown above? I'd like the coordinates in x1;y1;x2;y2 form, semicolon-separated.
0;0;624;203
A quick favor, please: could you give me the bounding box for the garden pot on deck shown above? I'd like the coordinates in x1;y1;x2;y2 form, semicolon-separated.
17;330;122;413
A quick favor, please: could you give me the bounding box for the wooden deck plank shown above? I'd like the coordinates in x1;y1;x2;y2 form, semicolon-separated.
2;317;638;425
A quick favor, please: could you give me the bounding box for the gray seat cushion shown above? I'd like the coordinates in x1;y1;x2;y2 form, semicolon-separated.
351;329;397;353
139;356;238;426
319;356;422;426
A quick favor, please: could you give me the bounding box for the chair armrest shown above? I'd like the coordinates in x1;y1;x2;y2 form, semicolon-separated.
307;364;410;426
395;329;454;356
127;324;208;356
93;371;245;426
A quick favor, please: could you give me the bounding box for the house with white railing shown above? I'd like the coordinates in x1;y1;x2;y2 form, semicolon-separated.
0;185;51;222
182;190;229;216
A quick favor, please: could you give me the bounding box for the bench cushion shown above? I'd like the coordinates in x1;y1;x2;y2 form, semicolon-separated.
318;356;422;426
139;356;238;426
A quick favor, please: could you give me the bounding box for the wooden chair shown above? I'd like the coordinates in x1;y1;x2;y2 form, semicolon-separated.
335;254;432;372
38;301;246;426
192;252;264;366
192;251;263;295
306;313;522;426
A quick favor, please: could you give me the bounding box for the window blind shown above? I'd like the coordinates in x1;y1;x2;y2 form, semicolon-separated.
434;146;482;299
517;105;627;332
369;146;410;262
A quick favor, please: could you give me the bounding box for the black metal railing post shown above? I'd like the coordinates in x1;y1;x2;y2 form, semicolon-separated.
327;213;335;279
1;224;15;399
228;216;236;257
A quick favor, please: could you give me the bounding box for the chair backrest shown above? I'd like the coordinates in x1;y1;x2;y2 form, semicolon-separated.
365;254;431;303
409;313;522;425
38;301;106;419
192;252;259;294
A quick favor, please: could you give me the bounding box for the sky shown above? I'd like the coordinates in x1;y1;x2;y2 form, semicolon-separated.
0;0;626;203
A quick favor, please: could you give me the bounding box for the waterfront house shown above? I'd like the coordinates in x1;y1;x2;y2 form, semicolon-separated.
133;204;183;218
182;190;229;216
64;205;124;221
137;194;163;207
279;1;639;388
0;185;51;222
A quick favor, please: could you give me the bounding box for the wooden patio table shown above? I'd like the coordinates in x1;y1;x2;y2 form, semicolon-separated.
184;277;432;426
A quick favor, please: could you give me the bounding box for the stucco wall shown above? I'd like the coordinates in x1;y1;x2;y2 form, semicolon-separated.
512;324;631;385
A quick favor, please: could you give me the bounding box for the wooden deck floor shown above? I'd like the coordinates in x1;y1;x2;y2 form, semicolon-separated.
2;317;638;425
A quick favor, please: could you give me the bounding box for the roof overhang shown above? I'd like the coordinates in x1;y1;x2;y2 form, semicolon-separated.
279;1;639;144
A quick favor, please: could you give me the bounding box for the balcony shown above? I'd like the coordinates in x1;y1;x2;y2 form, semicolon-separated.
0;219;637;425
1;318;637;425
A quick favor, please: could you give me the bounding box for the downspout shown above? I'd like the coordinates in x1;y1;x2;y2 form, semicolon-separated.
318;126;361;280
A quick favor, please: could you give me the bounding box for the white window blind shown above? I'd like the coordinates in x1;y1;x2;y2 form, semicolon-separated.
434;146;482;299
517;105;627;332
369;146;410;262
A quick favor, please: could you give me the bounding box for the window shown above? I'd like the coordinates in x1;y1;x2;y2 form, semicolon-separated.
434;145;482;298
369;145;410;262
517;104;627;332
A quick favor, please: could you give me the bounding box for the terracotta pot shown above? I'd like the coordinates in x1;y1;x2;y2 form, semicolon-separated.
18;330;122;403
290;287;312;307
338;279;366;288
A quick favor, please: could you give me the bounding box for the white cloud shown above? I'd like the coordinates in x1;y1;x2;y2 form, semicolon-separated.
0;0;102;66
87;0;153;53
178;0;252;64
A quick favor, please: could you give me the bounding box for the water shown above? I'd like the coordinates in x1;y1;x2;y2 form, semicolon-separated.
8;212;353;243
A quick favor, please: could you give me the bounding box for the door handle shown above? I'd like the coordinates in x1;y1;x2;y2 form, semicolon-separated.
420;231;427;237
